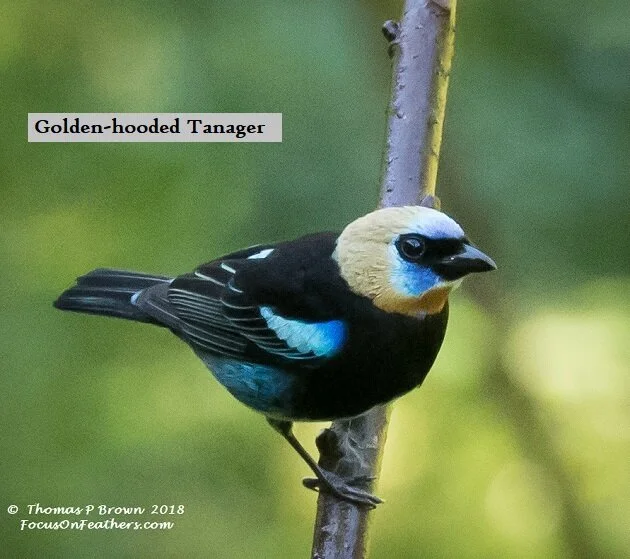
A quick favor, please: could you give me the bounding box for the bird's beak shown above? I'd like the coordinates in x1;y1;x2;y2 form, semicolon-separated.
434;244;496;281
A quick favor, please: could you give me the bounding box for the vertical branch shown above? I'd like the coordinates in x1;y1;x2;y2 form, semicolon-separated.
381;0;456;207
311;2;457;558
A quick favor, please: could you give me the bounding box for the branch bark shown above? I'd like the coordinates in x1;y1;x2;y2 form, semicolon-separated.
310;2;457;558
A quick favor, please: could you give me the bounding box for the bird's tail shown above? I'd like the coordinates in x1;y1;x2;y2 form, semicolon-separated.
54;268;172;324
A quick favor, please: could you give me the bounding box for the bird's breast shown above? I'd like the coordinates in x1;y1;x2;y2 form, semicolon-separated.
198;304;449;422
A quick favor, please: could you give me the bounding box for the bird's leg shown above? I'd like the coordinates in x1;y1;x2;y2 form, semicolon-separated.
266;418;383;508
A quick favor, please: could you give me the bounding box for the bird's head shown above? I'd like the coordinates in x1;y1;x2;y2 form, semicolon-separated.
333;206;496;316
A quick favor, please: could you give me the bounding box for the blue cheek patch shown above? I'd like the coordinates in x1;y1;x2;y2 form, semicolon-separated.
391;260;441;297
201;355;295;417
259;307;346;359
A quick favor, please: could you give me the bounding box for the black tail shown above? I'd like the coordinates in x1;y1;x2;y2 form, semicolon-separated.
54;268;172;323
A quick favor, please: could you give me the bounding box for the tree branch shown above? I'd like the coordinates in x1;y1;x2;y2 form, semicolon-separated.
310;2;457;558
381;0;456;207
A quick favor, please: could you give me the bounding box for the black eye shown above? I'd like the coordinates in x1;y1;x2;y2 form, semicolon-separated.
397;234;426;261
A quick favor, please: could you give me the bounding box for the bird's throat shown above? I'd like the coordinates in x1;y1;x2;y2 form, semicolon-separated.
417;286;451;314
373;285;451;317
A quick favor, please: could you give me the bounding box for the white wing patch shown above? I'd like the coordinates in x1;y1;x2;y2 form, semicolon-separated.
247;248;274;260
259;306;346;358
194;270;226;286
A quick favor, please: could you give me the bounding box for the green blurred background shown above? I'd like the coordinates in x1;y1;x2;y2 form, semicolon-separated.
2;1;628;557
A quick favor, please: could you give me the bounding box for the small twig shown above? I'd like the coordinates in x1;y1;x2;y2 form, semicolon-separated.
310;2;457;558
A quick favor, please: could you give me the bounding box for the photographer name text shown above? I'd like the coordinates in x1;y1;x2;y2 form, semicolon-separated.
7;503;185;532
23;502;184;516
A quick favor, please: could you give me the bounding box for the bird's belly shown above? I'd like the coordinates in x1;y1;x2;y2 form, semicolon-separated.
199;347;437;422
199;354;298;419
294;363;426;421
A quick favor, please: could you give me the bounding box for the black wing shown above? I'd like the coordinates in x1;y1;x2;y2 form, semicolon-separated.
137;236;347;365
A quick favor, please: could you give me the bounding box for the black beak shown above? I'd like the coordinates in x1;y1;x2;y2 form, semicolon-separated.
434;244;497;281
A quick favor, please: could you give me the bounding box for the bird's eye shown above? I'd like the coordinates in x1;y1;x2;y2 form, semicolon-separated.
397;235;426;261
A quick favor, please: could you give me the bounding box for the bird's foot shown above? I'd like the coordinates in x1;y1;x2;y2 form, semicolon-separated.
302;472;383;509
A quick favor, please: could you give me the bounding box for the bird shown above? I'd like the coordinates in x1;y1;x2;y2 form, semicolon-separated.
54;205;495;507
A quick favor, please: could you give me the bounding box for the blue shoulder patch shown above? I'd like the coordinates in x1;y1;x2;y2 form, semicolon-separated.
259;306;346;359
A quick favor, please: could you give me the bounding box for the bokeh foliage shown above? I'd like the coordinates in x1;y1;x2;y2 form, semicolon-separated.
1;1;628;557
